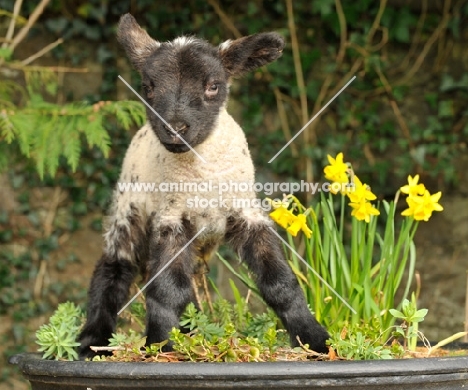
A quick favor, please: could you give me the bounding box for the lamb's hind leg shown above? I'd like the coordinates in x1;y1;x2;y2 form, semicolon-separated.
226;217;330;353
78;204;146;359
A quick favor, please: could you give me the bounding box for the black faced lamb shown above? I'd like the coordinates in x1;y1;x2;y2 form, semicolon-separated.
78;13;330;359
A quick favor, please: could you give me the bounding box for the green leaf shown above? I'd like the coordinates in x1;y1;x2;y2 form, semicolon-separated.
389;309;405;319
133;336;147;350
414;308;428;318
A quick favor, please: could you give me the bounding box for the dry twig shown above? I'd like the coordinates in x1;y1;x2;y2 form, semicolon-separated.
9;0;51;51
90;346;125;353
33;187;64;300
335;0;347;65
397;0;451;86
374;65;415;152
2;0;24;48
393;0;428;74
366;0;388;51
21;38;63;65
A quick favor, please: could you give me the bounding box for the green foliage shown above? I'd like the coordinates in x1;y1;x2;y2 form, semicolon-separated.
390;294;428;351
0;68;145;178
83;280;319;363
329;330;395;360
390;298;428;325
109;329;144;348
168;323;267;362
180;303;225;340
179;284;286;347
35;302;83;360
227;193;419;339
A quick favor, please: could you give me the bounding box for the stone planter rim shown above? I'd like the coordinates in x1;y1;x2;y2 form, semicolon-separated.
10;351;468;389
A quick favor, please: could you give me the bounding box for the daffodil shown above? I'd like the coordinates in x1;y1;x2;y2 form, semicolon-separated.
349;199;380;223
269;206;296;229
324;152;349;187
401;190;443;221
286;214;312;238
400;175;425;198
346;175;377;203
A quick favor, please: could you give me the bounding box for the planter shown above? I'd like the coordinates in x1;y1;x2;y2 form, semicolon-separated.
10;351;468;390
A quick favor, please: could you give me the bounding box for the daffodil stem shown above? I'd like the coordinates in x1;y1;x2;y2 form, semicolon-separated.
339;194;345;241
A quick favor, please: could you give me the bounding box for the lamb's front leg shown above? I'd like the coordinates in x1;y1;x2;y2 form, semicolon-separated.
226;218;330;353
78;204;145;359
145;219;196;348
78;255;137;359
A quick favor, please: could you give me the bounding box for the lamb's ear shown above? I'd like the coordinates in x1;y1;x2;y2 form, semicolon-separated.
219;32;284;77
117;13;160;71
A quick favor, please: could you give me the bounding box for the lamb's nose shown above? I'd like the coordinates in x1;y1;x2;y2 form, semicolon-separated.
164;122;189;135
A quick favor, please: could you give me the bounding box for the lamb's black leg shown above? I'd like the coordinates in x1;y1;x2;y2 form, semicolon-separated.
226;219;330;353
78;255;137;359
145;220;196;349
78;203;145;359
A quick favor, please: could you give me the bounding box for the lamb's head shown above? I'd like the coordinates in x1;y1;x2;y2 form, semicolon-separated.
117;14;284;153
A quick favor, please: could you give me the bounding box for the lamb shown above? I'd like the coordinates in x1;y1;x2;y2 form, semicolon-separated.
78;13;330;359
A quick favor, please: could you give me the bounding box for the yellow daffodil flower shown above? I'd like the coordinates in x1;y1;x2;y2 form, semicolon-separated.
401;190;443;221
286;214;312;238
324;152;349;187
346;175;377;203
269;206;296;229
400;175;425;198
349;199;380;223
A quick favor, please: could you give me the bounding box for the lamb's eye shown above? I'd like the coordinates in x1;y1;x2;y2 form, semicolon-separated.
143;85;155;99
205;83;219;98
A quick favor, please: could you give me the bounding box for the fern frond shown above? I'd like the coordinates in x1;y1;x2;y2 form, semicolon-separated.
3;97;143;178
104;101;146;129
44;116;62;177
0;112;15;143
9;113;33;157
24;69;58;98
127;101;146;126
110;102;132;130
31;116;53;179
0;80;27;106
62;117;81;172
83;114;110;157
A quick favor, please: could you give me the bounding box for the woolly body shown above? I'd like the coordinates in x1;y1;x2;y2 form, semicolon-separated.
107;108;268;262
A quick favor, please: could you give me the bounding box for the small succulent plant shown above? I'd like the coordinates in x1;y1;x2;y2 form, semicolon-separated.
35;302;83;360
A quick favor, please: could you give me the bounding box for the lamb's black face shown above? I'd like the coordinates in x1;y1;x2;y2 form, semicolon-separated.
141;40;229;153
117;13;285;154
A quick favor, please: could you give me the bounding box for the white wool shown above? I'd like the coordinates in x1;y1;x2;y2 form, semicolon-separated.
218;39;233;52
110;108;269;247
170;36;196;48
